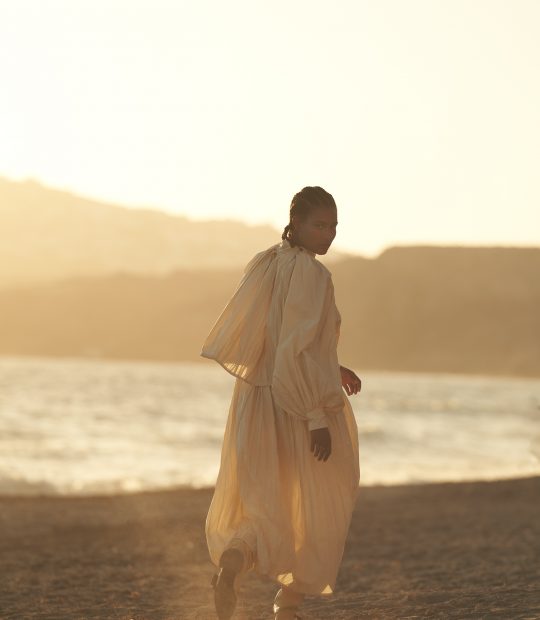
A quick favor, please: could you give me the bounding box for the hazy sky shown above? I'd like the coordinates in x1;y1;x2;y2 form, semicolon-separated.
1;0;538;256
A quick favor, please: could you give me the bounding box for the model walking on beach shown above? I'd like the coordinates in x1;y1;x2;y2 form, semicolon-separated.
201;186;361;619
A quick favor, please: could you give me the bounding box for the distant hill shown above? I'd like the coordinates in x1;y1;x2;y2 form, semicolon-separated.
0;176;351;289
332;245;540;377
0;245;539;378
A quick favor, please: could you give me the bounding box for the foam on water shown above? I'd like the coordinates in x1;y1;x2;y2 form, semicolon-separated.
0;355;539;496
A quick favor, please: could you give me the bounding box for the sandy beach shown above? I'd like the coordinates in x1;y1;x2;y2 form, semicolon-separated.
1;476;539;620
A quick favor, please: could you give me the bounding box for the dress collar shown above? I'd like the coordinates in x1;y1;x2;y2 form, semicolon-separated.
279;237;316;258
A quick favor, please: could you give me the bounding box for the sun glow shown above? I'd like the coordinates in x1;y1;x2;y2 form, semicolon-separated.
0;0;539;255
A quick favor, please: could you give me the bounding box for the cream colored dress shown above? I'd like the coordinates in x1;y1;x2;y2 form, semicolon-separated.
201;238;360;596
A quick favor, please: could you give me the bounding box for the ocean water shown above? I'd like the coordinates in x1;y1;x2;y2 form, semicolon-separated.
0;355;539;496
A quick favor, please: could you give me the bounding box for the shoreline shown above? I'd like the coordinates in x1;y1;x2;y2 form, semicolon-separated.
2;471;539;501
1;476;539;619
3;353;540;383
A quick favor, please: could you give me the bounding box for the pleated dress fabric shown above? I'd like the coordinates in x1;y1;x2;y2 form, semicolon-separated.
201;238;360;596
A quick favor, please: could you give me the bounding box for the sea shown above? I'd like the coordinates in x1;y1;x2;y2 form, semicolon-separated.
0;354;539;496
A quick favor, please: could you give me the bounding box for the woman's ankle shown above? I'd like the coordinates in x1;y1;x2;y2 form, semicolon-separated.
219;547;244;574
224;537;255;574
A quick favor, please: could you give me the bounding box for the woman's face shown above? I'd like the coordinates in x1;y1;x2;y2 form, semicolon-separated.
291;206;338;255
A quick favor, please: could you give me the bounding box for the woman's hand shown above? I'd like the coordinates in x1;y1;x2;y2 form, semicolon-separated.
340;365;362;396
310;428;332;462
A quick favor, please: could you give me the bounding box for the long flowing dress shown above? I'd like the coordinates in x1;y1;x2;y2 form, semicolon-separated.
201;237;360;596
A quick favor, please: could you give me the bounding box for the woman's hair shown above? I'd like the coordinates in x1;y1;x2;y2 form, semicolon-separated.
282;186;337;245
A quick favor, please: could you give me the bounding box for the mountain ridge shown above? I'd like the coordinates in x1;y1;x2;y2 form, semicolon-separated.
0;245;538;378
0;176;352;289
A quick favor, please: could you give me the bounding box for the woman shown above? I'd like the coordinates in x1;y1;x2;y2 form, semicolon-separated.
201;186;361;620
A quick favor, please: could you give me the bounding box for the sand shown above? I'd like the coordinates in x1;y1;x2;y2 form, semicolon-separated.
1;476;539;620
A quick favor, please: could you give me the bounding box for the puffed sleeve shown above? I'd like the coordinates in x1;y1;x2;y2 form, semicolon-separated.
200;244;278;385
270;254;344;431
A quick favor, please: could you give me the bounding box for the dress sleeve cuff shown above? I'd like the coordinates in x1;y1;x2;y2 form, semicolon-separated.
307;408;328;431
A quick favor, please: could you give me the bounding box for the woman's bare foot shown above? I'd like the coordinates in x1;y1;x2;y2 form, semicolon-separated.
273;586;305;619
211;547;244;620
